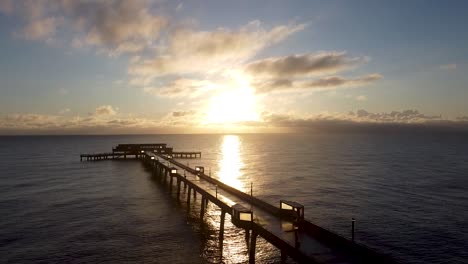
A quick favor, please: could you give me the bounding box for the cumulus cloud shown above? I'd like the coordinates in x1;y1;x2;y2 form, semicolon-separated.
61;0;167;54
129;21;306;77
172;110;196;117
355;95;367;101
0;113;60;129
0;0;14;14
349;109;441;123
143;79;217;98
16;16;63;41
93;105;117;116
440;64;457;70
7;0;167;54
1;109;467;134
59;108;70;114
252;110;468;133
246;52;381;95
246;52;367;78
253;74;382;93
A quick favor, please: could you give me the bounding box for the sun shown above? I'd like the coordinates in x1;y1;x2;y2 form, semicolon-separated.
204;74;259;124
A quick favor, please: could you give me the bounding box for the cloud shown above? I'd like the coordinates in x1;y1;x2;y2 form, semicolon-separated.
62;0;167;55
355;95;367;101
253;74;382;93
246;52;367;78
7;0;167;54
1;109;467;134
17;16;63;41
59;108;70;114
176;3;183;12
0;113;60;129
58;87;68;95
129;21;306;77
440;64;457;70
251;110;468;133
350;109;441;122
143;78;217;98
0;0;14;14
93;105;117;116
172;110;196;117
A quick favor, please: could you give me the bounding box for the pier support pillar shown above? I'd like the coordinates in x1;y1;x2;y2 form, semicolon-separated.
187;187;192;206
249;230;258;264
280;251;287;263
200;196;206;220
219;210;226;244
177;179;181;199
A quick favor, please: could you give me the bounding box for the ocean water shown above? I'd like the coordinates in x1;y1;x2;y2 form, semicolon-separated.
0;134;467;264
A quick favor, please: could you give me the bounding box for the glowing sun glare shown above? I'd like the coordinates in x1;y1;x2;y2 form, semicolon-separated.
205;75;259;124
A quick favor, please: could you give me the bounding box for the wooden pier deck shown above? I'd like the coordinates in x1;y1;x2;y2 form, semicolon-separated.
80;144;398;264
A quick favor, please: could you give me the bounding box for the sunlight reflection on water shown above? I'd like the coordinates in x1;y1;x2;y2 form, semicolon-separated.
217;135;245;191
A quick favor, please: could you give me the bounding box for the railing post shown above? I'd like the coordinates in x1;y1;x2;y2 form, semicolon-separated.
352;218;355;242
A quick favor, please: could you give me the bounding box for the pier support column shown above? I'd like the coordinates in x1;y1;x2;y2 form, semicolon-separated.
249;230;258;264
177;179;181;199
219;210;226;244
187;187;192;206
200;196;206;220
280;251;287;263
170;175;173;189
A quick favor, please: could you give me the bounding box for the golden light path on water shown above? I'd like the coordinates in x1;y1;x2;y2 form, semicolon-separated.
202;135;277;263
217;135;245;191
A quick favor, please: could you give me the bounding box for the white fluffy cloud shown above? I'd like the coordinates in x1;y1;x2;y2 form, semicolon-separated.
129;21;306;77
8;0;167;54
143;79;217;98
440;64;457;70
93;105;118;116
0;0;14;14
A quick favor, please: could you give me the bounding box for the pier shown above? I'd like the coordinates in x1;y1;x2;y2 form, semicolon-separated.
80;143;398;264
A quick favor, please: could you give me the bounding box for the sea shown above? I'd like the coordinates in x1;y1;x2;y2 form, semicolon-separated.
0;133;467;264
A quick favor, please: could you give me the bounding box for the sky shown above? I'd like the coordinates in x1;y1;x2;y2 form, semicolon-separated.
0;0;467;134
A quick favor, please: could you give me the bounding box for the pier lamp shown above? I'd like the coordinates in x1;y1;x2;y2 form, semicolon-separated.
280;200;304;220
195;166;204;174
170;167;178;175
231;203;253;228
140;150;144;153
151;156;155;160
168;155;173;159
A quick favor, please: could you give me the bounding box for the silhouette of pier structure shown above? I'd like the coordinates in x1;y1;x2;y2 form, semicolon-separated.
80;143;398;264
80;143;200;161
